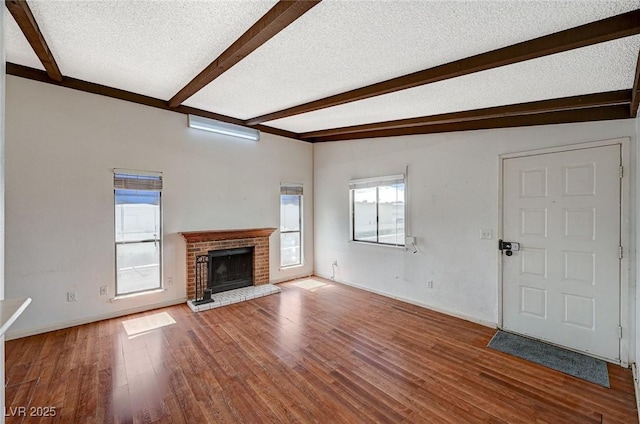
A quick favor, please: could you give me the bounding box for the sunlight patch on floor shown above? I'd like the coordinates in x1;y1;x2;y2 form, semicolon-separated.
291;279;331;291
122;311;176;338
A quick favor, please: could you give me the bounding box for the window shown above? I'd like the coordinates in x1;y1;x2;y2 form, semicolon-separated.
114;170;162;296
350;174;405;246
280;184;303;267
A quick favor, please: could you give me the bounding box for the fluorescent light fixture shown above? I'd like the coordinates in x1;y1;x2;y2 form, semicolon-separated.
188;115;260;141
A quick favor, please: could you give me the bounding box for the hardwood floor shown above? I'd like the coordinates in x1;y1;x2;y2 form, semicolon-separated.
5;277;638;423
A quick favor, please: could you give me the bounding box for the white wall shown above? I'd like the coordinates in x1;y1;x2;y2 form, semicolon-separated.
314;120;637;361
5;76;313;337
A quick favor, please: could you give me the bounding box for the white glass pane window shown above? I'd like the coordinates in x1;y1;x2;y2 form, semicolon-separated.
353;187;377;242
280;192;302;267
281;195;301;232
351;177;405;246
115;186;161;295
116;242;160;294
378;185;405;245
280;232;301;268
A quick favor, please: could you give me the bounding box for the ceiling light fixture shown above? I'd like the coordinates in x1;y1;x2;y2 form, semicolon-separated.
188;115;260;141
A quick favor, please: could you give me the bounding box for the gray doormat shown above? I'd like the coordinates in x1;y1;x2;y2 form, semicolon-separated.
488;330;610;388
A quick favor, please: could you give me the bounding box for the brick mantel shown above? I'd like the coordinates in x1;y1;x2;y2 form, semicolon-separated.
180;228;277;301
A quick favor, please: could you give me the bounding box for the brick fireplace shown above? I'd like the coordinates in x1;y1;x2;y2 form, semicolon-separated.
180;228;276;301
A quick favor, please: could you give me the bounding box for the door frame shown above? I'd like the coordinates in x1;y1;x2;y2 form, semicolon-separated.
497;137;631;366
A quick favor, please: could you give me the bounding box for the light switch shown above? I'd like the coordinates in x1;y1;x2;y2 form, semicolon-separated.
480;229;493;240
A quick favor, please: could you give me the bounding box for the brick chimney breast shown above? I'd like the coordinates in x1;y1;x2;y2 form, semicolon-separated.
180;228;276;300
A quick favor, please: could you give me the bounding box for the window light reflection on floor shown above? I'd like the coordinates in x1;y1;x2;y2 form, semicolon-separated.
122;311;176;338
291;279;330;291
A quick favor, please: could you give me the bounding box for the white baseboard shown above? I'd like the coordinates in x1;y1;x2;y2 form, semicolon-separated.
5;297;187;340
271;272;313;285
315;273;497;329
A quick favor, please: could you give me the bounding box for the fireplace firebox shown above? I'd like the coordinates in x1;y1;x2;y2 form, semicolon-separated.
193;247;254;305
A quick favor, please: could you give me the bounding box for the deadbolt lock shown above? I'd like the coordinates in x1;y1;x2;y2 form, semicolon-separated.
499;239;520;253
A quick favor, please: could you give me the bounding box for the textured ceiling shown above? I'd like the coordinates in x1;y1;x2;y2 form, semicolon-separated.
4;0;640;137
268;35;640;133
7;0;278;100
184;0;640;120
5;8;42;71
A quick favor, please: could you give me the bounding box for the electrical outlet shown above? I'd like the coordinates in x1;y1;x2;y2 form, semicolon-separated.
67;291;78;302
99;285;108;296
427;280;434;289
167;277;174;286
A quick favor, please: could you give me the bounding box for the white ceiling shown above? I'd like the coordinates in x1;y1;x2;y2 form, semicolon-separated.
5;0;640;136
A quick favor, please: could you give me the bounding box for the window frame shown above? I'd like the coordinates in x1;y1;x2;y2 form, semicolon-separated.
114;170;163;297
349;174;406;247
280;184;303;268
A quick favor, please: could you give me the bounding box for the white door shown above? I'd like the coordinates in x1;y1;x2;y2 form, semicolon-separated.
502;144;621;361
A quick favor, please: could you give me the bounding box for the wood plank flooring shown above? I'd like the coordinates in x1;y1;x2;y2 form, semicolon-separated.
5;277;638;423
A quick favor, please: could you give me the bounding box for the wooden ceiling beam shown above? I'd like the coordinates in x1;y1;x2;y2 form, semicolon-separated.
7;63;300;140
5;0;62;82
168;0;321;108
247;9;640;125
300;90;632;139
307;105;630;142
631;50;640;117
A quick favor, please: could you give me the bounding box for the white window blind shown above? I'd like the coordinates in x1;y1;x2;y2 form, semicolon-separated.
114;169;163;191
280;184;303;196
348;174;404;189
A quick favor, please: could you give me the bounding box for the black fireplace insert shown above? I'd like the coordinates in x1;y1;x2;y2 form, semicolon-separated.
193;247;254;304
